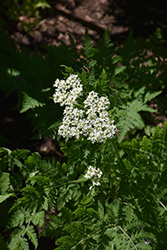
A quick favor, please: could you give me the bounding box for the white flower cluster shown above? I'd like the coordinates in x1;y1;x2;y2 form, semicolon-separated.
83;91;117;143
58;105;84;140
53;74;118;143
53;74;83;106
84;165;103;189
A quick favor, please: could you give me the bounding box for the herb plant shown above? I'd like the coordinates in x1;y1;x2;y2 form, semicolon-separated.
0;28;167;249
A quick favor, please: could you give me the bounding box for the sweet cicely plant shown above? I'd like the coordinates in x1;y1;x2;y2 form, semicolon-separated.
1;28;167;250
53;73;118;190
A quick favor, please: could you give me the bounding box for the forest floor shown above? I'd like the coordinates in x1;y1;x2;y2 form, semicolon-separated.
8;0;167;49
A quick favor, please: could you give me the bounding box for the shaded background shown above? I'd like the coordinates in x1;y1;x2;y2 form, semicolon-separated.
1;0;167;48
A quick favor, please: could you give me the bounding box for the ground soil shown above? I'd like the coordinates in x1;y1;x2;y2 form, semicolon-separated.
7;0;167;49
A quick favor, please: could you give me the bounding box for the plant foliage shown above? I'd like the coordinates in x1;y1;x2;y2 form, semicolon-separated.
0;27;167;249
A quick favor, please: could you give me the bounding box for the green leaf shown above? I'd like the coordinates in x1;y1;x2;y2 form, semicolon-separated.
9;210;28;228
114;65;126;75
0;172;10;194
19;238;29;250
117;104;145;143
98;201;104;219
0;194;13;203
31;211;45;227
57;235;76;249
35;1;51;9
26;225;38;249
88;60;97;67
82;28;94;60
9;245;19;250
117;98;158;143
20;92;45;113
102;26;112;48
7;68;20;77
144;90;162;103
8;228;29;250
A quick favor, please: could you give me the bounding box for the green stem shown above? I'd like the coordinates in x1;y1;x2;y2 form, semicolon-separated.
68;178;87;184
126;131;130;142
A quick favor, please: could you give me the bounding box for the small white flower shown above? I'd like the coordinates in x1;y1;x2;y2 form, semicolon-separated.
84;165;103;189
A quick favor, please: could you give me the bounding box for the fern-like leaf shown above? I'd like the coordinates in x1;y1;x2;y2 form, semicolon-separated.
117;107;144;143
57;235;76;249
101;27;112;48
20;92;45;113
144;90;162;103
8;210;27;228
8;227;29;250
0;172;10;195
117;99;157;143
0;194;13;203
26;225;38;249
31;210;45;227
81;28;94;60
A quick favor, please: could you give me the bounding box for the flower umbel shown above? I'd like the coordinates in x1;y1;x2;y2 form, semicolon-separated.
58;105;84;139
53;74;118;143
53;74;83;106
84;165;103;189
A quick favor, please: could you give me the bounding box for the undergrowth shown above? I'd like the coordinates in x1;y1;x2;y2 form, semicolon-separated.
0;27;167;249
